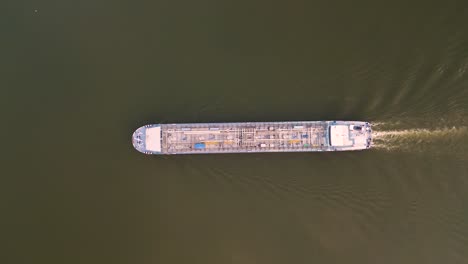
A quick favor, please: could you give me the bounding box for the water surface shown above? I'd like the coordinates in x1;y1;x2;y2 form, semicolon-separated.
3;0;468;263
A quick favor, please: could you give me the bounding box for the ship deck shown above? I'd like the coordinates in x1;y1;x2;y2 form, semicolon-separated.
161;121;329;154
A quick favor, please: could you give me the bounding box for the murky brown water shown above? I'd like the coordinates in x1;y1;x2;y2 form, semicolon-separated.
3;0;468;263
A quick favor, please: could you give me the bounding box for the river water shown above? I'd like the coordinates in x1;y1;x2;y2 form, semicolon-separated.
3;0;468;263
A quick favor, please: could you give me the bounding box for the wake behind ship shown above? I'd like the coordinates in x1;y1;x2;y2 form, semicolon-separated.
132;121;372;155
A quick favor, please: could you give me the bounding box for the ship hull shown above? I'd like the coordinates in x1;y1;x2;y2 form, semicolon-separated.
132;121;372;155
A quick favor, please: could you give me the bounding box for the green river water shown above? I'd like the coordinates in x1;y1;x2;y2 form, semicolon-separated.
3;0;468;263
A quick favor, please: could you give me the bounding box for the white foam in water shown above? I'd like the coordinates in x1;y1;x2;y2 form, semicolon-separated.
374;127;466;138
372;125;468;156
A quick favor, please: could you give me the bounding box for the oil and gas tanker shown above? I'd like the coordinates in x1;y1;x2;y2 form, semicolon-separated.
132;121;372;155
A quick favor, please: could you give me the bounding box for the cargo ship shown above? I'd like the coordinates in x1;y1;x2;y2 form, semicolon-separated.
132;121;372;155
